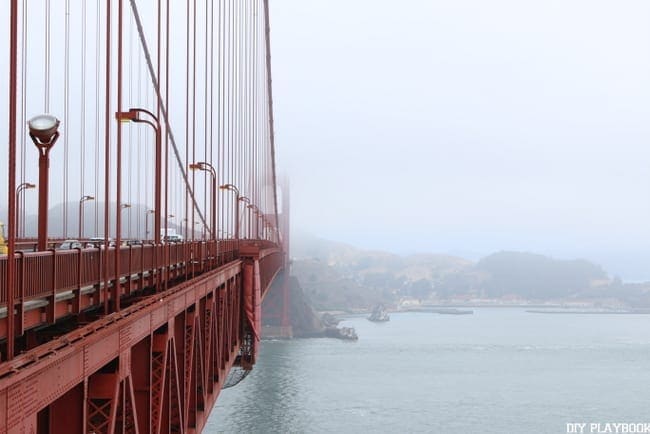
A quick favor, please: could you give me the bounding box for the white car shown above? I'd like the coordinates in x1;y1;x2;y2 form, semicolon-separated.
59;239;83;250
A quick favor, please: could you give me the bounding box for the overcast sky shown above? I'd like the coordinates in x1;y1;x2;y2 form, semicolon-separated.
269;0;650;279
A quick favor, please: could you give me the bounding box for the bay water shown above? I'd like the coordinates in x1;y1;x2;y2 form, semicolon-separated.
206;309;650;433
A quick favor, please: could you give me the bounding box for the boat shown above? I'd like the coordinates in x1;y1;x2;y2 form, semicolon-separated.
324;326;358;340
368;304;390;322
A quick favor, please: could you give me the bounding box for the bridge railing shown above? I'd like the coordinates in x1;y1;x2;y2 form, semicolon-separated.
0;240;244;305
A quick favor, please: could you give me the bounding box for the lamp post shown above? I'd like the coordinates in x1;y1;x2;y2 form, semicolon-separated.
121;203;131;238
239;196;251;238
116;108;161;244
219;183;241;242
247;204;260;239
145;209;155;241
16;182;35;238
181;218;187;239
262;220;267;241
259;214;267;240
28;114;60;250
189;162;217;240
165;214;175;239
78;195;95;239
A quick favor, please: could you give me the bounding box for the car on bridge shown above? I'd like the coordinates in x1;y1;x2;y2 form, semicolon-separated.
58;239;83;250
84;237;116;249
163;234;183;243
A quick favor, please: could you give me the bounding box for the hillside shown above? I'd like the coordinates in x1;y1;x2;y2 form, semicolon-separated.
290;233;650;311
291;233;472;310
475;251;608;299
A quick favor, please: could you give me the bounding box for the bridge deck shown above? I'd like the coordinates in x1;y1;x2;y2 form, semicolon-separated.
0;240;284;433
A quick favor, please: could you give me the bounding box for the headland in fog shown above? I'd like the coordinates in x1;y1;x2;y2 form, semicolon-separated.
289;233;650;313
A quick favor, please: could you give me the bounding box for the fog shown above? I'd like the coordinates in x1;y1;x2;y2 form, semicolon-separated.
269;0;650;280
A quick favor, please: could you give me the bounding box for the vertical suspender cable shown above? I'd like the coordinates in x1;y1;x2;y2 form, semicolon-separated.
210;0;216;244
137;34;143;237
227;0;232;239
219;0;225;241
115;0;124;311
127;9;133;238
103;0;112;315
204;0;209;238
95;0;101;237
192;0;197;239
80;0;88;234
63;0;70;238
165;0;170;286
243;0;247;210
45;0;50;112
185;0;191;240
165;0;170;243
7;0;19;360
20;1;27;237
157;0;162;243
140;38;148;237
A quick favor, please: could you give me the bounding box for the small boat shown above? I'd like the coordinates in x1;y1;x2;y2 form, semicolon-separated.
324;326;358;340
339;327;359;340
368;304;390;322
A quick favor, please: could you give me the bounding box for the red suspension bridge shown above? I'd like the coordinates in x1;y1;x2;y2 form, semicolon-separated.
0;0;290;432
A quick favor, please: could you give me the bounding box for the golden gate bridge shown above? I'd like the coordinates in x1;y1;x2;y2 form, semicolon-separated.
0;0;290;432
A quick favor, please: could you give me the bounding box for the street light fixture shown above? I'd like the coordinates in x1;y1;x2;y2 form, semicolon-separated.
181;218;188;239
247;204;260;239
145;209;155;241
193;221;201;239
28;114;60;250
220;183;241;242
16;182;36;238
116;108;161;244
78;195;95;239
164;214;176;238
120;203;132;238
189;162;217;240
239;196;251;238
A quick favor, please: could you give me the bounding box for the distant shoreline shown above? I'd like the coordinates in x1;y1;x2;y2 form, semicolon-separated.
526;309;650;315
319;305;650;317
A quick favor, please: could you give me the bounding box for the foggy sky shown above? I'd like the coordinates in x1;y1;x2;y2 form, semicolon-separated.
269;0;650;280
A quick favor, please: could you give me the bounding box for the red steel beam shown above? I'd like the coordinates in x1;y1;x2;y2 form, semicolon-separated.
0;242;281;433
0;240;274;345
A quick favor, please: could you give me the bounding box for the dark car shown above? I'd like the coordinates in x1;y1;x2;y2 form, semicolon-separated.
85;237;116;248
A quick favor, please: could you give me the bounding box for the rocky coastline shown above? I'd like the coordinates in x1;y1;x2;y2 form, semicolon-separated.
261;275;358;341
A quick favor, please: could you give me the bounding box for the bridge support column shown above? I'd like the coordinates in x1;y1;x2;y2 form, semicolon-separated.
240;244;262;369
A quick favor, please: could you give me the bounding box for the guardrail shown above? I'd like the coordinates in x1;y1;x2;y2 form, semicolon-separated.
0;239;248;305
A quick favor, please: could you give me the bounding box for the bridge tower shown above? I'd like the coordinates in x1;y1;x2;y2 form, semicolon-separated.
261;178;293;338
